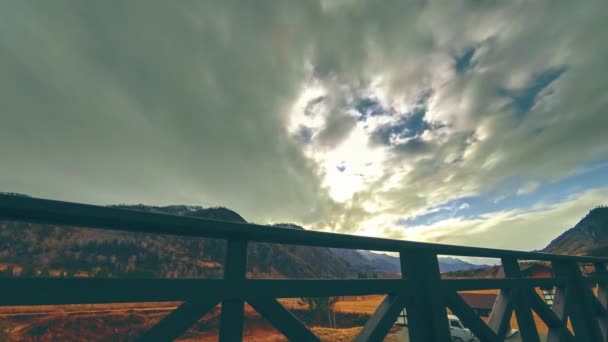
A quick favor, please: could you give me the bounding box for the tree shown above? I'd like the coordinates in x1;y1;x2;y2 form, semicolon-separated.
299;297;337;327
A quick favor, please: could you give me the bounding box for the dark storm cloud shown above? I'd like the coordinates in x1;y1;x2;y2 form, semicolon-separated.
1;0;608;249
0;0;335;224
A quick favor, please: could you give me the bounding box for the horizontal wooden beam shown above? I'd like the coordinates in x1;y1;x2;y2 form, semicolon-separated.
0;278;407;306
0;277;577;307
441;277;564;291
0;278;206;305
2;194;607;263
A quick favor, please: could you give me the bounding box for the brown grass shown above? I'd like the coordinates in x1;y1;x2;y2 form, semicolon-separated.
280;295;386;315
1;299;382;341
0;302;180;316
2;290;563;340
176;326;402;342
334;295;386;315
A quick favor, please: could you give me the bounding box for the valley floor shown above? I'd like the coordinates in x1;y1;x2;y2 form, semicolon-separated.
0;292;562;341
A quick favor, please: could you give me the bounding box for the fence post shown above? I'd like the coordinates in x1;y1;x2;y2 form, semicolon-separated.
487;286;514;340
219;239;248;342
501;257;539;342
552;260;602;341
594;262;608;341
400;249;450;342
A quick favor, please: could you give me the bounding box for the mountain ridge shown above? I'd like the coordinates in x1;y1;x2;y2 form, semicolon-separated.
542;206;608;256
0;196;487;278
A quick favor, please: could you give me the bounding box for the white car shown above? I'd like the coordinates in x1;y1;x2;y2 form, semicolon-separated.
394;310;476;342
448;314;476;342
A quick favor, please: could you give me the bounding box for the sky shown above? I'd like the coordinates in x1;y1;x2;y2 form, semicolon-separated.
1;1;607;253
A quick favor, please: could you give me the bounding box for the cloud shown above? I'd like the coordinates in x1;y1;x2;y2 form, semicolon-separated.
394;187;608;251
1;1;607;251
500;67;567;117
0;1;335;224
517;181;541;196
454;47;476;73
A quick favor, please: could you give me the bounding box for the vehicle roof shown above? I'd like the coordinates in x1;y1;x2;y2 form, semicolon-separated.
447;314;459;320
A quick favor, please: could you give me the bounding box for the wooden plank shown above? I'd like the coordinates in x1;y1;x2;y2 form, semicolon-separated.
354;294;405;342
2;194;608;263
528;289;572;340
401;250;451;342
589;293;608;317
244;279;406;298
445;291;499;342
0;278;223;305
356;250;408;342
575;267;604;341
248;298;320;342
442;277;562;291
0;277;567;306
501;257;539;342
552;261;602;342
219;239;248;342
487;288;513;340
595;262;608;341
595;263;608;309
586;292;608;342
547;266;569;342
136;298;219;342
0;278;407;306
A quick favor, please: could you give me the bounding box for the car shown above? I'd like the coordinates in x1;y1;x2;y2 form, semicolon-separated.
394;310;476;341
448;314;476;342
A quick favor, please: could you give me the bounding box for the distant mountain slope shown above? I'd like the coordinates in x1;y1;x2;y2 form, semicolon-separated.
331;249;487;274
437;257;490;273
542;206;608;256
0;196;487;278
0;204;352;279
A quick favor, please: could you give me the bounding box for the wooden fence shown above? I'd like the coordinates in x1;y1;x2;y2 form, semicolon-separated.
1;194;607;341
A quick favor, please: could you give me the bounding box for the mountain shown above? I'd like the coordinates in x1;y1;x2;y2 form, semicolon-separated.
0;197;486;279
330;249;487;274
542;206;608;257
437;257;490;273
0;204;352;279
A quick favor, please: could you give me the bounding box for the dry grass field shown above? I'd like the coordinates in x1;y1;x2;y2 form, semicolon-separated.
0;291;566;340
0;299;380;341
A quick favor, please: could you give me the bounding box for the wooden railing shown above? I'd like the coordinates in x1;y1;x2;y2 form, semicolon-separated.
1;194;607;341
